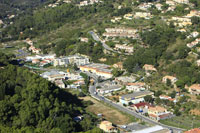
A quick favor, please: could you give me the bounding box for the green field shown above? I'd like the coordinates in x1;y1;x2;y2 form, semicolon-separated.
160;115;200;130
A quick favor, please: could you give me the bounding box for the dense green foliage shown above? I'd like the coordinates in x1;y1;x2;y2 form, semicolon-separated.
0;53;97;132
123;24;179;73
0;0;52;18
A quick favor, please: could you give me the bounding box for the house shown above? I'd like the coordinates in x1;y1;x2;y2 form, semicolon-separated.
113;62;123;70
197;60;200;66
134;125;171;133
123;13;134;20
40;70;67;81
162;76;177;85
186;10;200;18
159;95;177;103
0;20;3;25
103;27;138;38
40;60;49;66
111;17;122;23
188;84;200;95
53;55;90;67
187;31;199;39
66;73;84;81
80;37;89;43
137;3;153;11
184;128;200;133
32;59;40;64
187;38;200;48
96;81;121;94
119;91;154;105
134;12;152;19
155;3;163;10
79;1;88;6
166;0;176;6
143;64;157;72
131;102;151;114
28;45;41;54
173;0;189;4
73;80;85;86
114;44;134;53
126;82;147;92
115;76;136;85
148;106;172;121
99;121;117;133
55;80;65;88
80;63;113;79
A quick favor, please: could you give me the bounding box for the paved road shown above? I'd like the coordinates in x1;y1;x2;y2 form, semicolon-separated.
87;73;184;133
89;31;122;54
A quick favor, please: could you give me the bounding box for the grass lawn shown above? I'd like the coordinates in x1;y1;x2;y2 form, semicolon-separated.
160;115;200;130
80;96;137;125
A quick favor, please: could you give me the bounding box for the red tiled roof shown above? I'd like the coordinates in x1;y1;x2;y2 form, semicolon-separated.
184;128;200;133
159;113;170;119
131;102;150;108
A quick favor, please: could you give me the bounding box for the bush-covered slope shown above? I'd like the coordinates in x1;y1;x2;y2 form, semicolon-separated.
0;53;97;132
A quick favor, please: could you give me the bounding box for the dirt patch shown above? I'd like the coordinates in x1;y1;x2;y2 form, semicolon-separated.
80;96;132;125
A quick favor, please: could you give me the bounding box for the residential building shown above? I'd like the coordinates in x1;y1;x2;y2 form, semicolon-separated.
173;0;189;4
159;95;177;103
114;44;134;53
166;0;176;6
137;3;153;11
162;75;177;85
96;81;122;94
80;37;89;43
134;125;171;133
55;80;65;88
119;91;154;105
103;27;138;38
32;59;40;64
26;54;56;62
0;20;3;25
115;76;136;85
113;62;123;70
66;73;84;81
53;55;89;67
155;3;163;10
123;13;134;20
28;45;41;54
79;1;88;6
187;31;199;38
186;10;200;18
80;63;113;79
134;12;152;19
188;84;200;95
53;57;69;66
99;121;117;133
143;64;157;72
148;106;172;121
73;80;85;85
126;82;147;92
197;60;200;66
131;102;151;114
184;128;200;133
40;70;67;81
111;17;122;23
187;38;200;48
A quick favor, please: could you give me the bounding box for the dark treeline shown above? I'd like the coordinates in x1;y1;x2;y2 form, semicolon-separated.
0;52;98;132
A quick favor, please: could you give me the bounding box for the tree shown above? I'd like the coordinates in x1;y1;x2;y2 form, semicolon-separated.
166;79;171;86
112;68;123;77
170;91;176;98
144;95;153;103
175;80;185;88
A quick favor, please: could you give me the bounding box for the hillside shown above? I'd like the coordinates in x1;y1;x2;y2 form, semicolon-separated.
0;52;99;132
